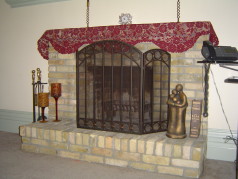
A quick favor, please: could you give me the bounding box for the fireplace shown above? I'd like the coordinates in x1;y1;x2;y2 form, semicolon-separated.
19;22;220;178
76;40;171;134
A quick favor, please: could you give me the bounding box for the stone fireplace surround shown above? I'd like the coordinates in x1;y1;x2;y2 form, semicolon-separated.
20;22;219;178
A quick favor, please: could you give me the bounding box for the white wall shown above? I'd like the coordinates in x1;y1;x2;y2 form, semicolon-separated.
0;0;237;132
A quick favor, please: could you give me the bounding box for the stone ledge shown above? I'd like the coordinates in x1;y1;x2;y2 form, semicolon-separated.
19;119;206;178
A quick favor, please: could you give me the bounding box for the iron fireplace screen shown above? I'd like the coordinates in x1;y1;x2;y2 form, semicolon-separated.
76;40;170;134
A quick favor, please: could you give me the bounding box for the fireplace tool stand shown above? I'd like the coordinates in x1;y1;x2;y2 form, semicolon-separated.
32;68;48;123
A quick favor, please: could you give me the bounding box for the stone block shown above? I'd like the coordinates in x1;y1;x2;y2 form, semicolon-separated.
183;139;193;159
130;162;155;172
114;138;120;150
155;140;164;156
92;147;112;157
58;151;80;160
105;136;113;149
171;59;193;66
26;126;31;137
89;134;98;147
31;138;44;145
82;133;89;146
146;140;155;155
48;72;76;79
183;145;191;159
178;74;203;83
129;139;137;153
172;159;199;168
192;148;202;161
50;130;56;141
98;136;105;148
55;130;62;142
183;90;195;98
19;126;25;137
64;59;76;66
184;67;202;74
157;166;183;176
185;51;203;58
58;53;75;60
57;66;75;72
49;79;75;86
69;144;88;153
76;133;82;145
48;59;65;65
197;35;209;42
22;137;31;143
37;128;44;139
121;138;129;152
50;142;68;150
44;130;50;140
81;154;104;164
138;140;145;154
39;147;57;155
171;67;184;74
49;53;58;59
105;158;128;167
48;46;56;52
62;131;69;142
170;52;185;58
143;155;170;165
184;83;203;90
114;151;141;162
59;105;76;112
164;144;172;157
48;66;56;72
32;127;37;138
69;132;75;144
184;168;200;178
173;145;182;158
22;144;37;153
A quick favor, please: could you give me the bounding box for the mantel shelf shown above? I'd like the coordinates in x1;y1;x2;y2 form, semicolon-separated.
37;21;219;60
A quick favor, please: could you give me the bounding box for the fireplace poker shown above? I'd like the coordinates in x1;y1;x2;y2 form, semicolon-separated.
32;70;36;122
37;68;41;120
31;68;48;122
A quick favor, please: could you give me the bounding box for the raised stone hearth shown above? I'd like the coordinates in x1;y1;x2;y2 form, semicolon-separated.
20;120;206;178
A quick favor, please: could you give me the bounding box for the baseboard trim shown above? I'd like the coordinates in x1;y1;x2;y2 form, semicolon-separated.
207;128;237;162
0;109;34;133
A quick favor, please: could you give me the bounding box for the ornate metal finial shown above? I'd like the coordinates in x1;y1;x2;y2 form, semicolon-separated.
32;70;35;84
86;0;90;27
177;0;181;22
36;68;41;82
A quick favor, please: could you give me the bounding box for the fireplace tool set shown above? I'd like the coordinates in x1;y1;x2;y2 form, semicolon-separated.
31;68;61;123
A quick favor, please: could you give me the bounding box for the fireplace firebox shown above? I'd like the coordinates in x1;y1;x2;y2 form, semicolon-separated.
76;40;171;134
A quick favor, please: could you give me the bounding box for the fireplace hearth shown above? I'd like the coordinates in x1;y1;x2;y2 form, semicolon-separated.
76;40;171;134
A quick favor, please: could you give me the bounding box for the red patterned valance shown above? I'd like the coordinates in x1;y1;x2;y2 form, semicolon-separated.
37;21;219;60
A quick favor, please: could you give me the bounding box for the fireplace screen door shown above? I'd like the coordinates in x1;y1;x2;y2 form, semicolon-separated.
76;40;170;134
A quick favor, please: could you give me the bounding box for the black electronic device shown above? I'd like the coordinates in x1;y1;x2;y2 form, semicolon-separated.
201;41;238;62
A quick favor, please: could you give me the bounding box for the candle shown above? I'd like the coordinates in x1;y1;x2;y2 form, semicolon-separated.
51;83;61;97
38;93;49;107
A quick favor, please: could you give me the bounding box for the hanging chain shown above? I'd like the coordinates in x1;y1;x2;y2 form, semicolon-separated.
177;0;180;22
86;0;90;27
